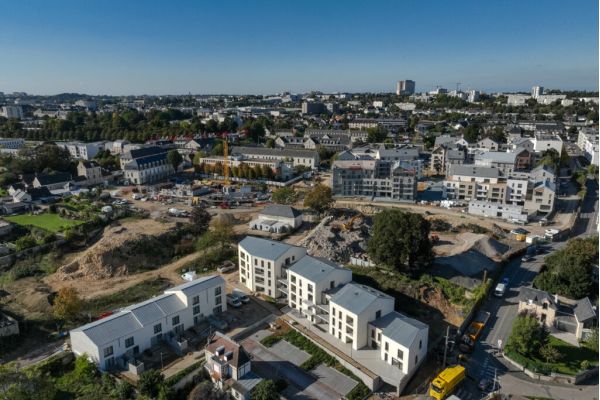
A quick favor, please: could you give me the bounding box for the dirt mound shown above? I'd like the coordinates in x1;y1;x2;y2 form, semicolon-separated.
435;232;508;261
419;286;463;326
56;219;177;281
297;215;371;263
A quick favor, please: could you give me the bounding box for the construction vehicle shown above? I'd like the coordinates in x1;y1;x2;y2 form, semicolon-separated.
342;213;362;231
458;311;490;353
429;365;466;400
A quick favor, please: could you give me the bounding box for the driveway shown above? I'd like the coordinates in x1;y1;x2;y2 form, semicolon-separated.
242;335;345;399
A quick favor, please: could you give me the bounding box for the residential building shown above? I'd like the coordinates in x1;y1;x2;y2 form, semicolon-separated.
70;275;226;372
205;332;262;400
396;80;416;95
443;165;506;203
467;90;480;103
0;137;25;154
302;101;327;115
304;134;351;152
76;160;103;186
533;133;563;156
56;141;104;160
467;200;528;223
286;255;352;324
577;128;599;166
474;151;519;175
1;105;23;119
121;146;173;185
238;236;306;298
230;146;320;170
304;129;368;143
249;205;303;233
332;159;418;202
32;172;73;191
531;86;544;99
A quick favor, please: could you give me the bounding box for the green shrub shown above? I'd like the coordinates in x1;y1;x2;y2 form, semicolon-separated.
260;335;281;347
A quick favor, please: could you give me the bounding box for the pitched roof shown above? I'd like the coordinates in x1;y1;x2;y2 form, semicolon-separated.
128;146;167;160
206;331;251;369
370;311;428;346
288;255;350;283
238;236;303;260
518;287;557;309
330;282;393;315
35;172;72;186
259;205;301;219
574;297;596;322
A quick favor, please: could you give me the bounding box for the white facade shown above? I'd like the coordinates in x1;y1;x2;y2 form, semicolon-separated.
468;200;528;223
533;134;563;156
577;130;599;166
70;275;226;371
57;141;104;160
531;86;544;99
238;236;306;298
1;106;23;119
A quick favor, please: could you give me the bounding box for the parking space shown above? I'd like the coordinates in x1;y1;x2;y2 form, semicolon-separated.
312;364;358;396
270;340;310;367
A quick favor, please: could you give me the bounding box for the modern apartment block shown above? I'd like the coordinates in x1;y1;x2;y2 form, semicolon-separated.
332;159;418;202
70;276;226;372
577;128;599;166
396;80;415;95
238;236;306;298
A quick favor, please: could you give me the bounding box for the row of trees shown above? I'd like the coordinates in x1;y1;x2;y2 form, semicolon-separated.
196;162;276;180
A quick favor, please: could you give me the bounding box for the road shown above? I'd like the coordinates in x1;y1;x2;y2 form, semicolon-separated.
455;179;599;400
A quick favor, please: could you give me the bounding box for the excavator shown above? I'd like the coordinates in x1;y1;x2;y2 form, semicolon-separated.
342;213;363;231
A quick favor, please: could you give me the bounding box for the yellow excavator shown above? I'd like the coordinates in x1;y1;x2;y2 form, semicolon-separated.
342;213;363;231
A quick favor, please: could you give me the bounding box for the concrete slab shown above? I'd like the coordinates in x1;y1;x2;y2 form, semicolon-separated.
312;364;357;396
247;329;272;343
271;340;310;367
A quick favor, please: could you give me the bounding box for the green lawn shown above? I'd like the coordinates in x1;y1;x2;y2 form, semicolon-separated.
5;213;83;232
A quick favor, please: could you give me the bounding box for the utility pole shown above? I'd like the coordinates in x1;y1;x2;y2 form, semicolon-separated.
443;325;450;368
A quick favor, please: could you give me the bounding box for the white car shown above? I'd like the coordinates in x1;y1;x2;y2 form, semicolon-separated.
226;294;242;308
494;283;506;297
232;289;250;304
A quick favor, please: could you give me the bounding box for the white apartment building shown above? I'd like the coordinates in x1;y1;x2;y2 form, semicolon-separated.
443;165;506;203
1;105;23;119
238;236;306;298
329;283;395;351
533;133;563;156
531;86;544;99
368;311;428;375
285;255;352;323
56;141;104;160
70;275;226;372
577;129;599;166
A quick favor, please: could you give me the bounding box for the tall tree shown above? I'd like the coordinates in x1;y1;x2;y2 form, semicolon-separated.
367;209;433;270
167;149;183;171
271;187;298;205
53;287;82;322
189;206;212;235
303;184;334;214
507;314;547;357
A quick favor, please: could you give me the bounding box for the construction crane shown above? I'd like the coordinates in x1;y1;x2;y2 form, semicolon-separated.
222;132;230;186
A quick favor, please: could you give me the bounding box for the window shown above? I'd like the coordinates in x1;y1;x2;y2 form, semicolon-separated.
125;337;134;348
213;305;222;314
384;353;388;361
371;329;375;339
172;316;180;325
193;296;199;305
308;284;314;293
103;346;113;357
216;296;222;305
193;305;200;315
385;342;389;351
419;340;422;349
154;324;162;334
261;260;264;267
397;349;404;359
215;287;222;296
415;355;418;364
375;310;381;319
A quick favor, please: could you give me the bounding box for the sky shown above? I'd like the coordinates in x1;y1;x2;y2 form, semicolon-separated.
0;0;598;95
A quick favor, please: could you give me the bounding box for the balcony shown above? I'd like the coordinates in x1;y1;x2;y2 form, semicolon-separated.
278;285;288;295
316;303;330;314
277;278;288;287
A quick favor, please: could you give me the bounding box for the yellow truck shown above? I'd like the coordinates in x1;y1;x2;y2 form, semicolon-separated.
429;365;466;400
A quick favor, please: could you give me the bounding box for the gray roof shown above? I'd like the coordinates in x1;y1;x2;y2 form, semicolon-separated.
288;255;350;283
377;148;419;160
447;164;502;178
446;149;465;160
574;297;596;322
165;274;225;296
330;282;393;315
474;151;517;164
231;371;263;395
370;311;428;346
76;311;142;346
238;236;303;260
434;135;459;147
231;146;318;159
259;204;301;219
518;287;557;309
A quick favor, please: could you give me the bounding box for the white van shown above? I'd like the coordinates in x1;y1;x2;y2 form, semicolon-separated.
494;283;506;297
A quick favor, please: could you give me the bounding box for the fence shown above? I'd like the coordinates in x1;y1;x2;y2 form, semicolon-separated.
503;352;598;385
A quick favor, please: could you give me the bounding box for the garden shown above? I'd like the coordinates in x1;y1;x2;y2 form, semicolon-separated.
6;213;83;233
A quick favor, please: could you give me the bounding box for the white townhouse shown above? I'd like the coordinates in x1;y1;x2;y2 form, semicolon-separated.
285;255;352;323
328;283;395;351
249;204;303;233
70;275;226;372
368;311;429;375
238;236;306;298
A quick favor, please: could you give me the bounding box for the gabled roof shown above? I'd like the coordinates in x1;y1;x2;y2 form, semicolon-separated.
370;311;428;347
259;205;301;219
574;298;596;322
27;187;52;200
288;255;350;283
206;331;251;369
238;236;303;260
330;282;393;315
35;172;72;186
79;160;100;168
518;287;557;309
127;146;167;160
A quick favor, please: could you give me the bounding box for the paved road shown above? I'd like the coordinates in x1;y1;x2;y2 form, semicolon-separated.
459;180;599;400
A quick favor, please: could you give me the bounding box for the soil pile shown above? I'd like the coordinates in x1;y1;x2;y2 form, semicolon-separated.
57;220;177;281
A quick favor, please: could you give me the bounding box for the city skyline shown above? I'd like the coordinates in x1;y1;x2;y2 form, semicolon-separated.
0;0;598;95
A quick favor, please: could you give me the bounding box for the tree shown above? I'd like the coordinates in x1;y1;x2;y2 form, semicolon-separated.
0;363;56;400
138;369;164;398
210;217;234;251
489;126;507;143
14;234;36;251
536;148;560;170
540;344;562;364
367;209;433;271
303;184;334;214
272;186;298;205
167;149;183;172
507;314;547;357
366;126;388;143
53;286;82;322
189;206;212;235
463;124;480;143
252;379;279;400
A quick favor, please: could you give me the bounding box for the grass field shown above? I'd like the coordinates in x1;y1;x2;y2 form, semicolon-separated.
5;213;83;232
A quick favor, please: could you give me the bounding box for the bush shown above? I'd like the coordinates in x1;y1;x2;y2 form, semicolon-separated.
260;335;281;347
15;234;37;251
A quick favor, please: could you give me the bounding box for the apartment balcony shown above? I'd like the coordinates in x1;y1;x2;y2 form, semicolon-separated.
315;313;330;324
278;285;288;295
254;268;265;275
277;278;288;287
316;303;330;314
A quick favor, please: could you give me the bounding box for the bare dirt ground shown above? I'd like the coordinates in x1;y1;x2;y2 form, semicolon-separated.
433;232;509;260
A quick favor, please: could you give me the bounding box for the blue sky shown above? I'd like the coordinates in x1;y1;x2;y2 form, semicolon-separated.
0;0;598;95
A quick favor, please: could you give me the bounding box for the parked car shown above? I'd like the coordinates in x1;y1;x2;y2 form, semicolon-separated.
226;294;242;308
494;283;506;297
207;315;228;330
218;261;236;274
232;289;250;304
478;378;493;391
